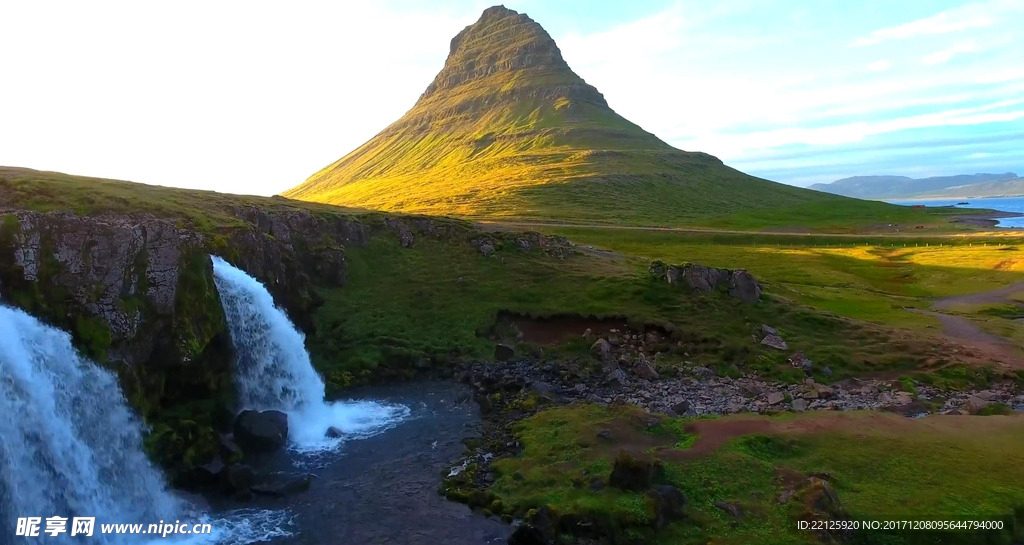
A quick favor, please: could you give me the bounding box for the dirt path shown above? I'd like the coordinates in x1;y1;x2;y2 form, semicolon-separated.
932;280;1024;310
910;282;1024;368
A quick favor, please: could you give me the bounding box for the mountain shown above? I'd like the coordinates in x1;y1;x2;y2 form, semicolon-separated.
284;5;904;228
809;173;1021;200
918;178;1024;199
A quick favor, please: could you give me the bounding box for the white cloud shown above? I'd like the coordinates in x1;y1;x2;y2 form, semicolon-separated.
923;39;980;64
849;1;1008;46
867;60;892;71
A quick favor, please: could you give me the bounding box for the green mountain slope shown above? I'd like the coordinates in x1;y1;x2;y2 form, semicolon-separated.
285;6;939;229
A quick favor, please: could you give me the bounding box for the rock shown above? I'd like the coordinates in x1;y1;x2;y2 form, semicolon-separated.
761;324;778;336
251;472;315;497
802;390;819;400
766;391;784;405
728;270;762;303
761;335;788;350
509;505;556;545
966;395;993;413
597;429;612;440
325;426;343;439
179;458;225;489
714;500;744;520
648;484;687;530
792;398;808;412
495;343;515;361
590;338;612;357
478;242;495;256
822;366;833;377
692;366;715;379
233;410;289;453
632;356;660;380
606;368;629;386
582;328;592;338
219;435;243;462
671;400;692;415
225;464;256;492
648;260;668;280
790;352;813;371
665;265;684;285
609;451;662;491
974;390;999;402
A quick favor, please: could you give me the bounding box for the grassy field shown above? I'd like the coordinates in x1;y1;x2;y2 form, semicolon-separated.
487;404;1024;544
534;227;1024;331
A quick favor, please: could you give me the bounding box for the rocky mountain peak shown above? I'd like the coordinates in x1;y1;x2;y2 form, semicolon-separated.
419;5;606;106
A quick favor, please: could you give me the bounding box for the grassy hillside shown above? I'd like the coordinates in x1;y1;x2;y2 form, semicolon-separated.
485;404;1024;544
283;6;938;229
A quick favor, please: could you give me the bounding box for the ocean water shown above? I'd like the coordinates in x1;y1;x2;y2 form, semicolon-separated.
889;196;1024;228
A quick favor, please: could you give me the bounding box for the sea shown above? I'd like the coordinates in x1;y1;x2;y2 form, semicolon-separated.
889;196;1024;228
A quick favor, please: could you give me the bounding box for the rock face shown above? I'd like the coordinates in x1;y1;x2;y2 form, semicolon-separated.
649;260;762;303
609;451;662;491
233;410;289;453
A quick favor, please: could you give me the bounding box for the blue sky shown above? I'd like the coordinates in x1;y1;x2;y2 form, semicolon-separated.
1;0;1022;194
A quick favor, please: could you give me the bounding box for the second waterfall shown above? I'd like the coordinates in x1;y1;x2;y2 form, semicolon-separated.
211;256;409;453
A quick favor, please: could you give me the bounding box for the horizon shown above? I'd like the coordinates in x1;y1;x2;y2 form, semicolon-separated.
2;0;1022;196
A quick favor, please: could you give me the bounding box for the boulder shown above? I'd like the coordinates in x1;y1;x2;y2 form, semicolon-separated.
179;458;225;489
224;464;256;493
728;270;762;303
609;451;662;491
632;356;660;381
495;343;515;361
508;505;556;545
233;410;289;453
606;368;629;386
761;334;788;350
966;396;993;413
682;264;730;292
761;324;778;336
478;242;495;256
648;485;688;529
251;472;315;497
671;400;692;415
325;426;344;439
792;398;808;412
766;392;785;405
590;338;612;358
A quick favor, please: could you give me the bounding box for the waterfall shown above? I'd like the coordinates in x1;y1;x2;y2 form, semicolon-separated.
210;256;409;452
0;304;293;545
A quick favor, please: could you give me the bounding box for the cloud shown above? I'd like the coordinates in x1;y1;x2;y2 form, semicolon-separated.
923;39;980;64
849;1;1003;47
867;60;892;72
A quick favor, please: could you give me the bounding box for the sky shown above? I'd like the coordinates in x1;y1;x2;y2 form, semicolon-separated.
1;0;1022;195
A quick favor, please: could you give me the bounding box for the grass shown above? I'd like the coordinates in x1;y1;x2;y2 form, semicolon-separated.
536;227;1024;332
308;229;978;389
0;166;368;233
488;404;1024;544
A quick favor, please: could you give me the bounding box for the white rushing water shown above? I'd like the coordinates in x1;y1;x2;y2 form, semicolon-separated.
210;256;410;453
0;304;291;545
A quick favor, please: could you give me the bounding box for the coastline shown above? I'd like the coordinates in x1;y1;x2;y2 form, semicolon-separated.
952;210;1024;229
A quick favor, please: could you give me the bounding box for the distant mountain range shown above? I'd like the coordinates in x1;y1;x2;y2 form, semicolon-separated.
808;173;1024;200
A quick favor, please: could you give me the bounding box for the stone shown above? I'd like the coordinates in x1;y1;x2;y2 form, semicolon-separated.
494;343;515;361
590;338;612;357
648;484;688;530
609;451;662;491
974;390;999;402
225;464;256;492
582;328;592;338
597;429;612;440
966;395;993;413
767;392;785;405
761;324;778;336
325;426;343;439
632;356;660;380
671;400;692;415
606;368;629;386
233;410;288;453
792;398;808;412
714;500;744;520
250;472;315;497
728;270;762;303
802;390;819;400
761;334;788;350
179;458;225;489
478;242;495;256
822;366;833;377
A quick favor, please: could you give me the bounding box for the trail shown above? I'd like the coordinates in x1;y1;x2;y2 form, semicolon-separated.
914;282;1024;368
